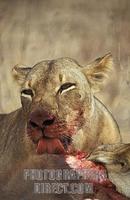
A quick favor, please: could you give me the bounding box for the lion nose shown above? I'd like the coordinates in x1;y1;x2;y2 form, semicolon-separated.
28;109;55;129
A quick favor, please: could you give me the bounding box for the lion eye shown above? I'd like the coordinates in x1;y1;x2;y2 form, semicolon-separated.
58;82;76;94
21;89;34;98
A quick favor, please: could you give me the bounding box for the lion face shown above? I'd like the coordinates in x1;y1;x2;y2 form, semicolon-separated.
12;54;113;154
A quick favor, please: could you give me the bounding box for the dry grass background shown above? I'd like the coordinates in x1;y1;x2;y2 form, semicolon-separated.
0;0;130;142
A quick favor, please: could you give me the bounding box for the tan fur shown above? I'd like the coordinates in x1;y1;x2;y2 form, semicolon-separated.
0;53;121;166
1;155;86;200
88;143;130;198
0;53;122;198
13;53;121;153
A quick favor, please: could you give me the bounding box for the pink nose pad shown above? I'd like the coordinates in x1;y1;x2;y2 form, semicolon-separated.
28;109;55;129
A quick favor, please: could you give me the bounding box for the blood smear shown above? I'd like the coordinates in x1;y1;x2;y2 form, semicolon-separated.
65;151;112;186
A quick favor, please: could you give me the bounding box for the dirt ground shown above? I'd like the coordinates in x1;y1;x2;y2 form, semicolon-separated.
0;0;130;142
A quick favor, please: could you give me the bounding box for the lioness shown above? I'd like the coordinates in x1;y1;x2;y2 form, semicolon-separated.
0;53;121;174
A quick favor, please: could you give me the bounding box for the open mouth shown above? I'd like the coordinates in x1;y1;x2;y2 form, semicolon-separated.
27;120;72;154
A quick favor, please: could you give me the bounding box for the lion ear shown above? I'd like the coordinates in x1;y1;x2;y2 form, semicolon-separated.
82;53;113;93
12;64;31;85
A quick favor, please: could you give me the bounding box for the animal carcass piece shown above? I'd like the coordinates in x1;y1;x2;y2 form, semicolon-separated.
88;144;130;199
65;152;128;200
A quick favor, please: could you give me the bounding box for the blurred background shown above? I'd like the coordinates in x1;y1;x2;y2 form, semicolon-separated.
0;0;130;142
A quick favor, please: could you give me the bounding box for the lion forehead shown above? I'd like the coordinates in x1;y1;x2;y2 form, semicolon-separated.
25;57;86;89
